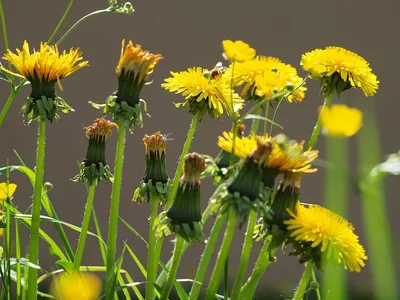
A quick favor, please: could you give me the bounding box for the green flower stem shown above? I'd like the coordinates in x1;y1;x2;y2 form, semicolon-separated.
312;270;321;300
48;0;75;43
250;106;262;135
357;101;398;300
0;0;12;74
56;8;112;45
230;210;257;300
205;208;237;300
73;184;97;273
189;215;225;300
15;218;22;299
27;119;46;299
293;261;314;300
165;112;199;209
145;194;158;300
307;92;333;149
322;136;348;300
239;237;275;299
106;120;126;298
0;88;18;127
160;236;185;300
263;103;270;135
269;96;285;136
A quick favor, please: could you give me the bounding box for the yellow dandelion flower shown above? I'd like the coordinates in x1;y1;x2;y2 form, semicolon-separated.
301;46;379;96
285;203;367;272
50;272;101;300
2;40;88;93
222;40;256;62
217;131;261;159
162;67;243;119
0;183;17;201
226;56;306;102
116;39;163;88
320;104;363;137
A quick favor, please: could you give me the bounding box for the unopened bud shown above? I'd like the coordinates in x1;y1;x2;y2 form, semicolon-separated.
310;281;319;290
44;182;53;190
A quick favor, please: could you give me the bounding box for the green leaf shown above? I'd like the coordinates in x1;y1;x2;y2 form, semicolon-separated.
244;114;283;129
55;260;74;274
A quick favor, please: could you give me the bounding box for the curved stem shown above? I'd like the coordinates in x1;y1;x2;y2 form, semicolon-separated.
73;184;97;273
230;210;257;300
165;112;199;209
307;92;333;149
239;238;275;299
56;8;111;45
205;208;237;300
249;106;262;135
0;88;17;127
293;261;314;300
27;119;46;299
269;96;285;136
312;270;321;300
106;120;126;298
145;194;158;300
48;0;75;43
263;103;270;135
160;236;185;300
189;215;224;300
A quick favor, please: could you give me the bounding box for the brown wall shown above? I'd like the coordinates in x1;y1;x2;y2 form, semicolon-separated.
0;0;399;297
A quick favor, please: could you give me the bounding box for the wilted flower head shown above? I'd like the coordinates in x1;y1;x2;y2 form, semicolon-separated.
1;40;88;121
133;132;170;203
162;67;243;120
73;118;118;186
222;40;256;62
50;272;101;300
285;203;367;272
320;104;363;137
102;40;163;129
301;46;379;96
156;153;206;243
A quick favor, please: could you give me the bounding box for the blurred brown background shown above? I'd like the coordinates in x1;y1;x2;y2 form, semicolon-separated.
0;0;399;298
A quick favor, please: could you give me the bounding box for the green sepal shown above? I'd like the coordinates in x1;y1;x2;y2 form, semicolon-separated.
22;95;74;123
72;161;113;186
132;179;170;204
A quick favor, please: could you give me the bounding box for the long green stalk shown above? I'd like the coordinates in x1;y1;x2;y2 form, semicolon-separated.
205;208;237;300
357;101;398;300
15;219;21;299
48;0;75;43
189;215;225;300
250;106;262;134
27;119;46;299
322;136;348;299
293;261;314;300
0;88;17;127
239;238;275;300
106;120;126;299
263;103;270;135
160;236;185;300
165;113;199;209
145;194;158;300
0;0;11;73
73;184;97;272
307;92;333;149
230;210;257;300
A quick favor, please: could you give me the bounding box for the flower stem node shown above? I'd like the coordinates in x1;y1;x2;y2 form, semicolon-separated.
1;41;88;122
73;118;118;186
133;132;170;203
155;153;206;243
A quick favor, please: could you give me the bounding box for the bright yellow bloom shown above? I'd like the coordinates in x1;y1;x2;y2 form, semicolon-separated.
301;46;379;96
218;132;318;173
50;272;101;300
285;203;367;272
222;40;256;62
226;56;306;102
2;40;88;91
320;104;363;137
0;183;17;201
117;39;163;84
162;67;243;119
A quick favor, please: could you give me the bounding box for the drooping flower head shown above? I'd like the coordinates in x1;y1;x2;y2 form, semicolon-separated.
73;118;118;186
102;40;163;129
226;56;306;102
321;104;363;137
1;40;88;121
162;67;244;120
50;272;102;300
133;132;170;203
222;40;256;62
301;46;379;96
285;203;367;272
156;153;206;243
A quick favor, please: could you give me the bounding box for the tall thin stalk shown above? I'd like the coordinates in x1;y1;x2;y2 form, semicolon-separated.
27;119;46;298
145;193;158;300
293;261;314;300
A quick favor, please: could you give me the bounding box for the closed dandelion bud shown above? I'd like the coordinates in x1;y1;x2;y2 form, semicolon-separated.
101;40;162;129
133;132;170;203
155;153;206;243
73;118;118;186
1;41;88;122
